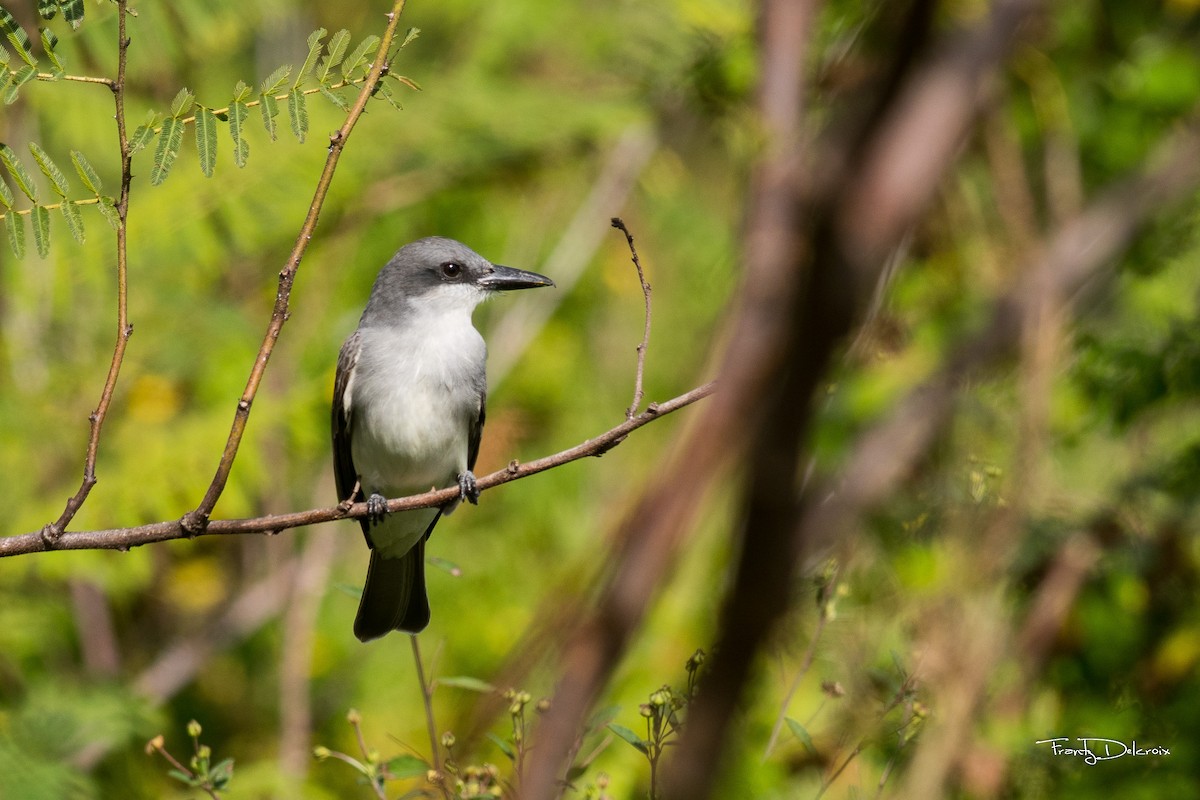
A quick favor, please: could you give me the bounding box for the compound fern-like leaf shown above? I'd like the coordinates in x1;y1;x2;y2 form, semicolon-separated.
341;35;379;80
259;92;279;141
0;143;38;202
150;116;185;186
60;198;84;243
96;196;120;230
70;149;102;194
40;27;64;73
0;6;35;67
287;87;308;143
30;203;49;257
318;28;350;84
229;98;249;168
4;209;23;258
195;105;218;177
295;28;327;88
58;0;83;30
29;142;70;197
4;64;36;105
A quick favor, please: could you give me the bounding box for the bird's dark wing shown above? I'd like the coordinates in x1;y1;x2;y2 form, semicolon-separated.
332;330;366;535
467;388;485;473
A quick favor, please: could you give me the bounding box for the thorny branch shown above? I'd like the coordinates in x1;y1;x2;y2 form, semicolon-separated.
180;0;409;534
0;381;715;557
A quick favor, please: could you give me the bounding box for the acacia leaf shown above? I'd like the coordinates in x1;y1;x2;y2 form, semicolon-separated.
29;142;69;196
294;27;326;88
151;116;184;186
0;6;35;67
341;35;379;80
195;105;218;177
70;149;102;194
4;209;23;258
0;143;38;202
318;28;350;83
229;99;249;167
58;0;84;29
59;199;84;243
287;87;308;143
259;92;279;140
96;195;121;230
30;203;49;257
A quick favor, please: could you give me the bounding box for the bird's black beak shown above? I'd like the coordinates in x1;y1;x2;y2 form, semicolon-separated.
479;265;555;291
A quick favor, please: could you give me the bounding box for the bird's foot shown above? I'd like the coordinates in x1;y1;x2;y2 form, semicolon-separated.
457;470;480;505
366;492;388;523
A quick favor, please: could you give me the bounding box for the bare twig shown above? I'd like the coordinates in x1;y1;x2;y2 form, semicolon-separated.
1;381;715;556
41;0;135;543
180;0;409;535
611;217;652;420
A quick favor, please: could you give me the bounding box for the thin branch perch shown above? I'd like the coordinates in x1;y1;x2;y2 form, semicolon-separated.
611;217;652;420
0;381;715;557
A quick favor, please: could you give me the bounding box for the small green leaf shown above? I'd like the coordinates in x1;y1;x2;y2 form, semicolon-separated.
96;195;121;230
70;150;102;194
37;0;58;20
607;724;649;755
318;83;350;112
195;105;218;177
374;79;404;111
30;203;49;257
151;116;184;186
207;758;234;789
4;63;36;104
60;199;84;243
29;142;69;196
295;27;327;88
129;114;160;156
436;676;495;693
0;175;12;209
58;0;84;30
40;27;63;73
229;99;249;168
0;143;38;202
318;28;350;83
4;209;23;258
785;718;817;755
384;754;427;779
0;7;35;67
287;87;308;143
486;733;517;761
259;92;279;140
259;63;291;96
169;87;194;119
341;35;380;80
0;44;9;71
232;79;251;103
399;27;420;49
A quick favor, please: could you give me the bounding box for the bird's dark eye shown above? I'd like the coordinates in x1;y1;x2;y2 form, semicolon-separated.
440;262;462;279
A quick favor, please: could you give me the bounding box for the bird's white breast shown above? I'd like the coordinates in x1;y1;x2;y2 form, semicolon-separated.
347;312;485;498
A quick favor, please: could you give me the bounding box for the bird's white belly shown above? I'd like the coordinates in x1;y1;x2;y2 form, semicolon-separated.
347;323;483;498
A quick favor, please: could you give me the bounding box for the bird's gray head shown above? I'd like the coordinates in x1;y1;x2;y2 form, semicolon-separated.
362;236;554;324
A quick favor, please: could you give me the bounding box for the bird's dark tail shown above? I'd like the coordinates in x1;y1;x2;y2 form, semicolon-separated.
354;540;430;641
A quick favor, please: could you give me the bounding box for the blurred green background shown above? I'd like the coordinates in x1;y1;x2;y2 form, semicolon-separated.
1;0;1199;797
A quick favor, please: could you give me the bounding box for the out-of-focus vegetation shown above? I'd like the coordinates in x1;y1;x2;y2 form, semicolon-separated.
0;0;1198;797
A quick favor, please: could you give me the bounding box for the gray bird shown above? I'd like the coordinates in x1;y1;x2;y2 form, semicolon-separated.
333;237;554;641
